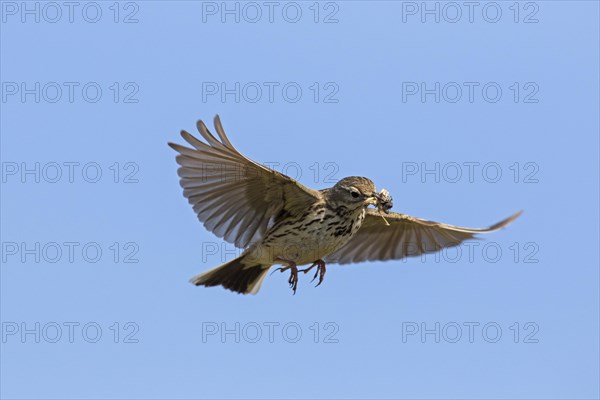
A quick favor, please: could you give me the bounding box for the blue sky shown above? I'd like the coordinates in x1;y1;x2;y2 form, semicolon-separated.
1;1;599;399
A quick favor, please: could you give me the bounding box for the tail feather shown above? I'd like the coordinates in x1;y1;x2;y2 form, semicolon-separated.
190;256;269;295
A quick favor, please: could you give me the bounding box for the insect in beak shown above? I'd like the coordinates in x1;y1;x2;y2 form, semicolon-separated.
374;189;393;213
373;189;393;226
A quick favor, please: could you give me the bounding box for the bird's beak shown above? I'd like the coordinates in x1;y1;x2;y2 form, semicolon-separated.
366;193;379;206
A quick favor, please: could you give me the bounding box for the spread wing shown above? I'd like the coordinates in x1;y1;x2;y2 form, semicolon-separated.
325;210;522;264
168;115;322;248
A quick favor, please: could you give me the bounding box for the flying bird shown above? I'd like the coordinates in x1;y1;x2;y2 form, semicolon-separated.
168;116;521;295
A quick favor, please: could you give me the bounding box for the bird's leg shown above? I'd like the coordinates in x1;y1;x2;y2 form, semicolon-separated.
299;259;327;287
272;258;299;294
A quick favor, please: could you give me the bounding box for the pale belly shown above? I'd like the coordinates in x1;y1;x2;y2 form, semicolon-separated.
244;204;366;266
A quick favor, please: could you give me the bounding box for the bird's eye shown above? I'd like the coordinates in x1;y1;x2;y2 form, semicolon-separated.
351;191;360;198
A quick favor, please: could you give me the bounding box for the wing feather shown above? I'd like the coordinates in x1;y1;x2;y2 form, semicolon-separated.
169;115;322;248
325;210;522;264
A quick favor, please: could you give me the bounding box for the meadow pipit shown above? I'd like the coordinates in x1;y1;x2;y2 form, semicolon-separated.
168;116;521;294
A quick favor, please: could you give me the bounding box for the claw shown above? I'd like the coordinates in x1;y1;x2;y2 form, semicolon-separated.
300;262;317;274
274;258;298;295
270;266;288;276
289;269;298;294
274;259;327;294
315;265;326;287
299;259;327;288
310;269;319;283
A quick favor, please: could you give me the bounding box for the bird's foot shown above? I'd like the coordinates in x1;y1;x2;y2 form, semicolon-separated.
299;259;327;287
272;258;299;294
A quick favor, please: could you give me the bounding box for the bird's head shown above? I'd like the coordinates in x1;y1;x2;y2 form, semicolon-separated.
329;176;382;210
329;176;394;214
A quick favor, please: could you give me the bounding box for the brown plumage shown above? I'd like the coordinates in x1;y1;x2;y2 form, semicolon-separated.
168;116;522;295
